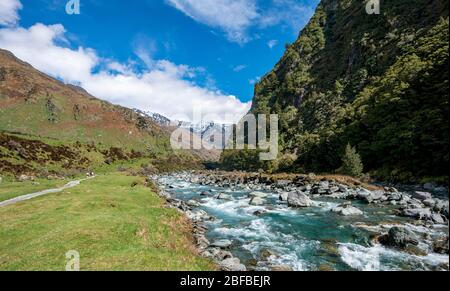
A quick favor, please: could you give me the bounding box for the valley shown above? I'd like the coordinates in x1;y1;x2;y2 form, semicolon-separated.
0;0;448;272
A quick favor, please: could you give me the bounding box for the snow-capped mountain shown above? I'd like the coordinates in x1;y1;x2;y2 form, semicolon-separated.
133;109;232;148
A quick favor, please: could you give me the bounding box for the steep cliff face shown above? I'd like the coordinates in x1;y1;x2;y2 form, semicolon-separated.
249;0;449;180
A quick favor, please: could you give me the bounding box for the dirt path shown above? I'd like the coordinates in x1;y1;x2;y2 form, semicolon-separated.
0;177;95;208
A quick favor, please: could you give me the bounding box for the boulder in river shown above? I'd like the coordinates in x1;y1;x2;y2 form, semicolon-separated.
220;258;246;271
379;227;419;249
200;191;210;196
412;191;432;201
217;193;233;200
422;199;436;207
431;213;446;224
287;192;312;208
331;203;363;216
249;196;266;206
248;191;268;198
432;236;449;254
279;192;289;201
401;208;432;220
259;249;277;261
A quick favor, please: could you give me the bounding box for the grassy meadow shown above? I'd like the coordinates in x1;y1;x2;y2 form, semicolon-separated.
0;173;215;271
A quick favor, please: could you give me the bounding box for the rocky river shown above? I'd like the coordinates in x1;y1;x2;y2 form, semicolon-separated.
154;172;449;271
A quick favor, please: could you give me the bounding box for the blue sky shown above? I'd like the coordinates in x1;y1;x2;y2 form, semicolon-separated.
0;0;319;122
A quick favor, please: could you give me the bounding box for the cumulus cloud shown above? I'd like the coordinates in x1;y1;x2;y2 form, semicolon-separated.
166;0;259;44
0;23;251;123
166;0;317;44
0;0;22;26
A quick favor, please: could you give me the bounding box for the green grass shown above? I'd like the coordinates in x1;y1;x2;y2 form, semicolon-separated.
0;178;67;202
0;173;215;271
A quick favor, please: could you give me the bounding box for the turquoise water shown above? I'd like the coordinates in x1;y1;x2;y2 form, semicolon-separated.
159;176;449;271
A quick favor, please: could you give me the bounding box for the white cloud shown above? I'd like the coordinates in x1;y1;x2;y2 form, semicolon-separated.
166;0;259;44
0;0;22;26
233;64;247;72
267;39;278;49
0;23;98;83
249;76;260;85
259;0;315;33
166;0;316;44
0;23;251;123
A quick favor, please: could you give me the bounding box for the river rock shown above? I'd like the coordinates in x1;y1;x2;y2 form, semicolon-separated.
311;186;327;195
431;213;446;224
433;236;449;254
220;258;246;271
404;245;428;256
329;186;340;193
259;249;277;260
412;191;432;201
275;180;292;187
211;239;233;249
423;182;436;191
279;192;289;201
217;193;233;200
356;189;372;201
401;208;432;220
270;265;293;271
249;191;268;198
186;200;200;207
338;185;348;192
253;210;266;216
331;204;363;216
208;248;233;260
186;209;210;221
422;198;436;207
195;235;210;250
328;192;349;199
434;200;449;217
200;191;210;196
319;181;330;189
250;196;266;206
360;190;385;203
287;192;312;208
379;227;419;249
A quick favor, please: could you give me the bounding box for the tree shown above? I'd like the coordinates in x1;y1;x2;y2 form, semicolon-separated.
342;144;364;177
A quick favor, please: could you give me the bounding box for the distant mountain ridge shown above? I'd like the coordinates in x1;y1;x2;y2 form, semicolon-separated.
134;109;233;147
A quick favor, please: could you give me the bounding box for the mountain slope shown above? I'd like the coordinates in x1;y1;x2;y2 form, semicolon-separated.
247;0;449;181
0;49;166;151
0;49;218;176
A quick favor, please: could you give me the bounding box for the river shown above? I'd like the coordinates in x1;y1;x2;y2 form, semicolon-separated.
157;174;449;271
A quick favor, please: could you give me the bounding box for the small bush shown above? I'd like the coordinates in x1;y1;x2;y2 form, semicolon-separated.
341;144;364;178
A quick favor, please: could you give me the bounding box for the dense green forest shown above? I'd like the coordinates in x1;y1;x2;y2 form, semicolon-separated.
221;0;449;182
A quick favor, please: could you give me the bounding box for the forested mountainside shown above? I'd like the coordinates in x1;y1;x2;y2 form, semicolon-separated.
224;0;449;182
